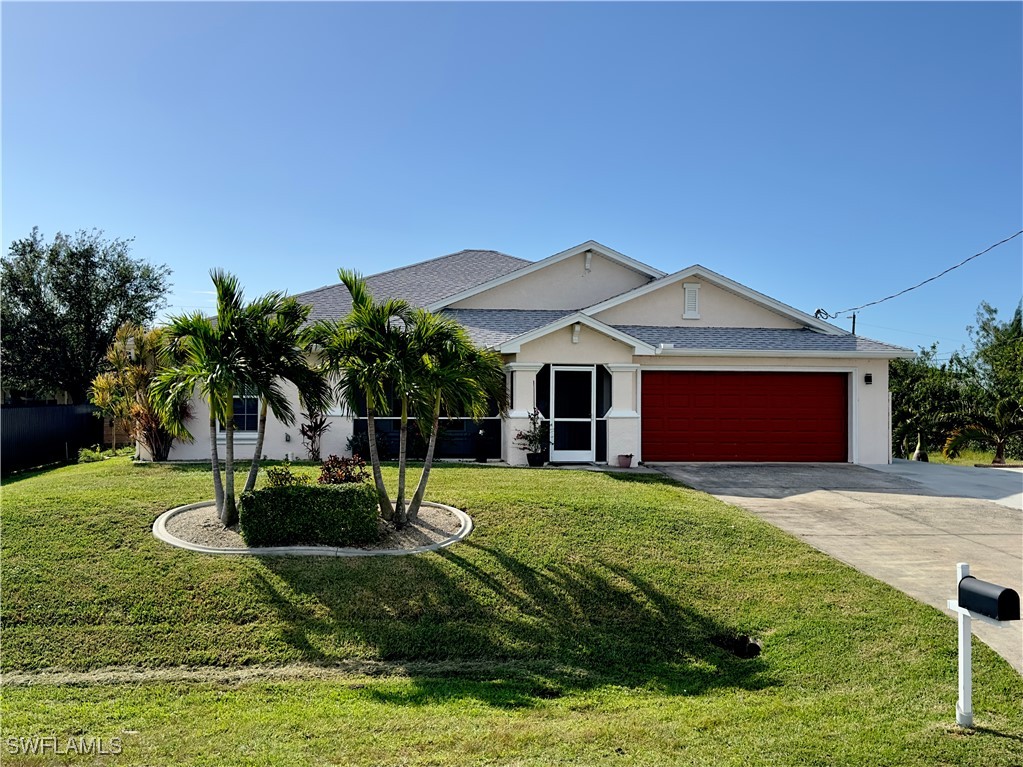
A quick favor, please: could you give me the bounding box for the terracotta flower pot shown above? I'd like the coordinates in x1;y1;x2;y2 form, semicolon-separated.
617;454;633;468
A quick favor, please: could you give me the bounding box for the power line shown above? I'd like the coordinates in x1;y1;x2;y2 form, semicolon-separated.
814;229;1022;321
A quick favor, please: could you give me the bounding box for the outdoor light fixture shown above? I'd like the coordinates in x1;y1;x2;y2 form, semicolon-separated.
572;322;582;344
864;373;873;385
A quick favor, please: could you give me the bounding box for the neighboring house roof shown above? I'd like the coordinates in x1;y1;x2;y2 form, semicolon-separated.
295;249;530;323
616;326;915;358
441;309;575;347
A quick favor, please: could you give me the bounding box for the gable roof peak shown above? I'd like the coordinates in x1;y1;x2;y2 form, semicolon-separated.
583;262;847;335
426;240;665;311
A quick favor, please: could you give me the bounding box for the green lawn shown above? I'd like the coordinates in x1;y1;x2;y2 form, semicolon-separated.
928;448;1007;466
2;459;1021;766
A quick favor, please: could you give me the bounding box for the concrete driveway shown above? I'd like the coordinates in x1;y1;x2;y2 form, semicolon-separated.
649;462;1023;673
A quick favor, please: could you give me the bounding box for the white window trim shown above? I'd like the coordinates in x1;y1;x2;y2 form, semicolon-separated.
217;389;260;436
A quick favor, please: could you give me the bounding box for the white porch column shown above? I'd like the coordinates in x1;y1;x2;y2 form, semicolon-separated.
604;363;640;464
503;363;544;466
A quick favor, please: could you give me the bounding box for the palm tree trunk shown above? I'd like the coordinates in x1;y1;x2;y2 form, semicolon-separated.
994;440;1006;465
366;401;394;520
209;416;225;515
221;400;239;526
409;394;441;522
244;399;269;493
394;397;409;529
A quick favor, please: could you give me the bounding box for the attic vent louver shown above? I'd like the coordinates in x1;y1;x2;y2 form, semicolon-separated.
683;282;700;319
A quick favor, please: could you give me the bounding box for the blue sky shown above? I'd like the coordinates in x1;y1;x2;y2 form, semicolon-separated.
3;1;1020;357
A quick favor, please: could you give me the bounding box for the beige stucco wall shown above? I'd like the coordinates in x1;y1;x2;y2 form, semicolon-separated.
450;252;651;310
593;279;803;328
637;355;891;464
161;381;354;465
515;324;636;364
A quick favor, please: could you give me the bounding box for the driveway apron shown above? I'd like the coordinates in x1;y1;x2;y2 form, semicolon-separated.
649;462;1023;674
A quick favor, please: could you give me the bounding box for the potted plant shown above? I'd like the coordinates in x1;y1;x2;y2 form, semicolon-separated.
616;453;634;468
514;408;549;467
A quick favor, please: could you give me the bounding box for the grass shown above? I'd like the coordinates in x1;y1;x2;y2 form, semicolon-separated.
927;448;1008;466
2;458;1021;765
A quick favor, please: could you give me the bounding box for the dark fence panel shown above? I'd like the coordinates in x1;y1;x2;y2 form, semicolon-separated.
1;404;104;475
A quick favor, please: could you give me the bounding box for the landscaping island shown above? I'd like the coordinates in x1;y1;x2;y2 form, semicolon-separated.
157;499;469;555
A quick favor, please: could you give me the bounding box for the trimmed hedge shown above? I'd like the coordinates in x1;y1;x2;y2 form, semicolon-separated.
238;483;379;548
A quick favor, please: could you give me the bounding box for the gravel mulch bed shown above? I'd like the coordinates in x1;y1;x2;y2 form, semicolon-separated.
163;503;464;551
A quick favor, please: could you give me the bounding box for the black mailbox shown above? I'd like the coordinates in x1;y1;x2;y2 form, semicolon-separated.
958;576;1020;622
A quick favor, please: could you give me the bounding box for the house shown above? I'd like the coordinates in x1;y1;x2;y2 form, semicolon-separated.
164;241;913;466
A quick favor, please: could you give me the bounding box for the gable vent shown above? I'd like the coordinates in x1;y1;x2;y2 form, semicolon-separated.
683;282;700;319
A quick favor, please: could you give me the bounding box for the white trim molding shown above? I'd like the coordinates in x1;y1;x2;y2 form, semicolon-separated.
647;347;914;359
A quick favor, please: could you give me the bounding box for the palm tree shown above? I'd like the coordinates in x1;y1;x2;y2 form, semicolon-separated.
406;312;506;522
90;322;191;461
310;269;412;522
153;270;251;525
240;295;330;493
943;396;1023;465
311;272;508;528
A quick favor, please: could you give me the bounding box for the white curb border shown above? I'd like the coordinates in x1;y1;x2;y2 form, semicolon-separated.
153;500;473;557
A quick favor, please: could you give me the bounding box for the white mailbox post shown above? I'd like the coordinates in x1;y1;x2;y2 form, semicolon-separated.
946;562;1021;728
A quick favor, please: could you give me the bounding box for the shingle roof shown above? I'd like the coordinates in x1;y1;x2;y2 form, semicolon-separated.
614;326;911;354
295;249;530;323
441;309;575;347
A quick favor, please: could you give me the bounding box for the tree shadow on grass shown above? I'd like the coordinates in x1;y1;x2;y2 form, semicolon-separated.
252;539;778;709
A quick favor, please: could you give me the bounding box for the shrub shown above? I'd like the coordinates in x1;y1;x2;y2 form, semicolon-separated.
77;444;135;463
265;460;309;488
318;454;369;484
77;445;104;463
346;431;391;460
239;483;379;547
299;409;331;462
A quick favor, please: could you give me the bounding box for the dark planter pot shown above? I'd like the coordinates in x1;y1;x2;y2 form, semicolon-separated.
526;452;545;467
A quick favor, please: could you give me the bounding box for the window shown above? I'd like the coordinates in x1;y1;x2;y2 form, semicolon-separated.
683;282;700;319
220;387;259;433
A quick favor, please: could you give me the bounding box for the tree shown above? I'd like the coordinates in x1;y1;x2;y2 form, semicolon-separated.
943;301;1023;464
406;312;506;521
311;270;412;523
311;271;506;528
240;295;330;493
2;228;170;403
943;397;1023;465
153;271;250;525
888;345;964;460
89;323;192;461
155;272;329;524
966;301;1023;403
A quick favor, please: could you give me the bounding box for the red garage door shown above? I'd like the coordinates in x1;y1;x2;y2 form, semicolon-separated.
642;371;848;462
